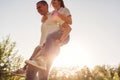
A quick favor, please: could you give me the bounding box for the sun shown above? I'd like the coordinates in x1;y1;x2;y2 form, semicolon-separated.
52;43;95;68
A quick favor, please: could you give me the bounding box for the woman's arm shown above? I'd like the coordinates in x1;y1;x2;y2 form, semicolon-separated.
52;10;72;25
56;23;72;45
58;13;72;25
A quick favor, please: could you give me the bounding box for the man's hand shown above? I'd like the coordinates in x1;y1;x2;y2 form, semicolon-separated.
41;15;48;22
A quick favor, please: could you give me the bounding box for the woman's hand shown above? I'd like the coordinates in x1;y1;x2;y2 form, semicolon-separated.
55;39;62;46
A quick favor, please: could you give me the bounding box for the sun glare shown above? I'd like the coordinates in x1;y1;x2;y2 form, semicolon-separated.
52;43;94;68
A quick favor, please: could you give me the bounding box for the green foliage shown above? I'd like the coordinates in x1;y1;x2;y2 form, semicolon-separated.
0;36;24;80
49;65;120;80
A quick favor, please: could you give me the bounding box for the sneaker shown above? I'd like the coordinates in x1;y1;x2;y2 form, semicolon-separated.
12;68;26;77
25;56;47;70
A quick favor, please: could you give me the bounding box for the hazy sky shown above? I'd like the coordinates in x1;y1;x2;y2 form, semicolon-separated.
0;0;120;68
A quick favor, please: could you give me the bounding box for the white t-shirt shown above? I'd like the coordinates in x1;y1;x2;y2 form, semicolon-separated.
39;7;71;46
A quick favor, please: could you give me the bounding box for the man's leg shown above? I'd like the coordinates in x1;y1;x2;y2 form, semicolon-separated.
38;70;47;80
38;59;53;80
25;65;38;80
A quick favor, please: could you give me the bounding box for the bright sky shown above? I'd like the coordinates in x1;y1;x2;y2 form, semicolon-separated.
0;0;120;68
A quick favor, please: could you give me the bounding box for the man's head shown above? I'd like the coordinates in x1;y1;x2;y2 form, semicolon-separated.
36;0;48;15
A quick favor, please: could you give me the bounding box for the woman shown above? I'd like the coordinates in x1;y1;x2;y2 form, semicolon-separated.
51;0;72;45
25;0;72;72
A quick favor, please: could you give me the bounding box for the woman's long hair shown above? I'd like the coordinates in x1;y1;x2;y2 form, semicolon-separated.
51;0;65;8
58;0;65;8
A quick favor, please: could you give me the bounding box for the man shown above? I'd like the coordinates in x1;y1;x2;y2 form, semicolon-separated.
25;0;71;80
12;0;49;79
25;1;50;80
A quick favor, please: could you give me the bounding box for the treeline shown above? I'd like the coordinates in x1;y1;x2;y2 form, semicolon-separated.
49;64;120;80
0;36;24;80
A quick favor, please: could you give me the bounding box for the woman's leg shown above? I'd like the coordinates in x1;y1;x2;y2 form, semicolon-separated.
41;30;62;57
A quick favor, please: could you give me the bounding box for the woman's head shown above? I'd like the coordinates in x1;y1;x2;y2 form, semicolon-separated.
51;0;65;9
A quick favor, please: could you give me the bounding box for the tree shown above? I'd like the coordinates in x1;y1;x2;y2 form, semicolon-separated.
0;36;24;80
